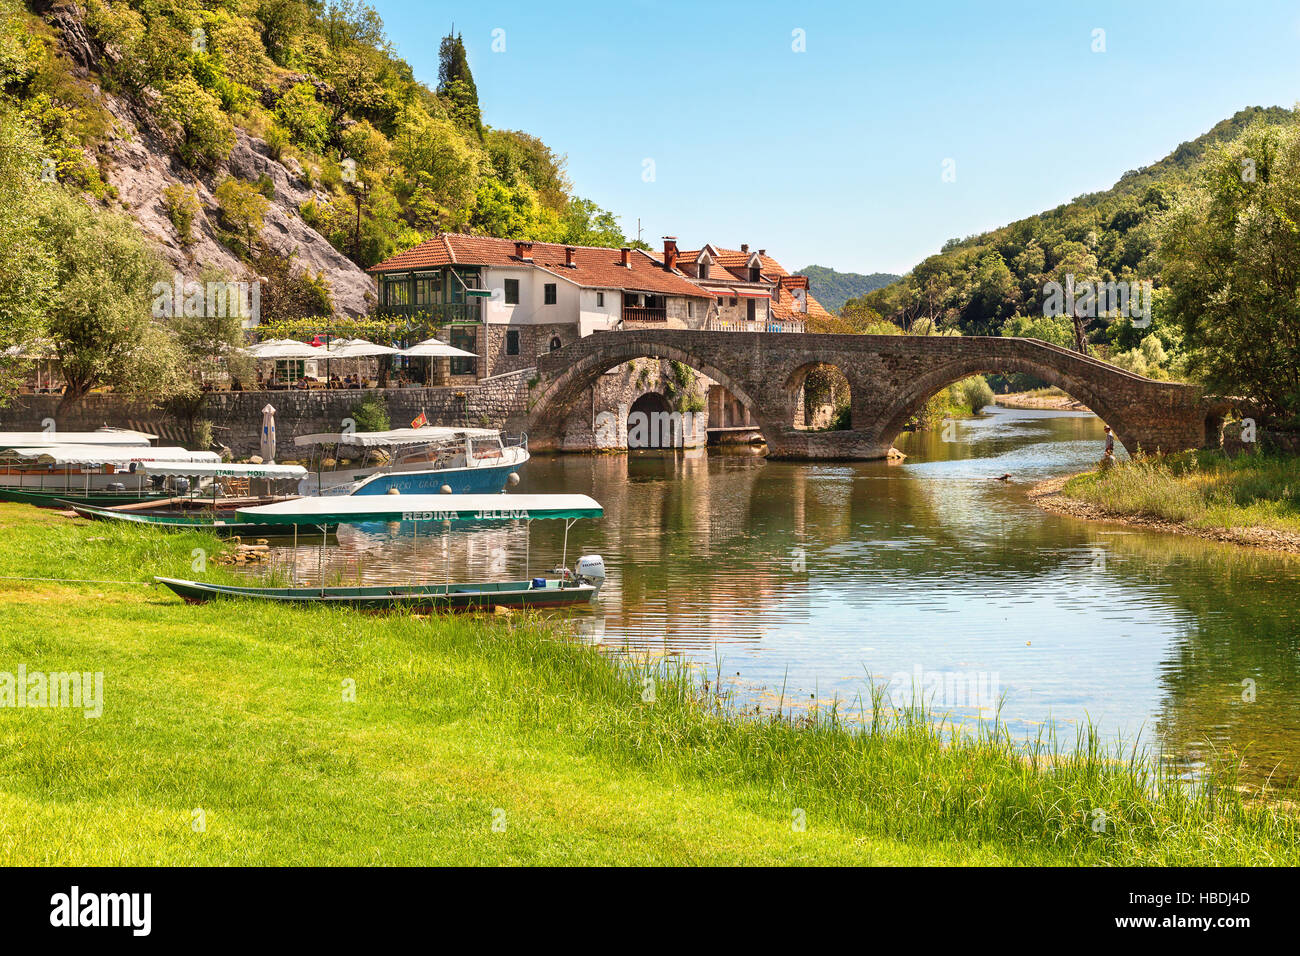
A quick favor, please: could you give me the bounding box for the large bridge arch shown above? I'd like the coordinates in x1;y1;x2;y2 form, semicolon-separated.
873;353;1135;451
528;335;776;448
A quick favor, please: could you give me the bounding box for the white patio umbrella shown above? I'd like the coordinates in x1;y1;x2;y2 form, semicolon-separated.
400;337;478;358
325;338;402;358
247;339;321;358
260;404;277;463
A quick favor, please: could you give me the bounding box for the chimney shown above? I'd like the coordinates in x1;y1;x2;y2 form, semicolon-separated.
662;236;678;272
619;247;631;267
758;249;766;257
514;241;534;261
564;246;576;268
740;243;749;253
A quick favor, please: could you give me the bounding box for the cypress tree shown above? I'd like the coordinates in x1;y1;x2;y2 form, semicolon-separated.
437;32;483;140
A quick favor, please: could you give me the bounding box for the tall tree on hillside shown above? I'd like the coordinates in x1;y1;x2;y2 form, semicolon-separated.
1159;115;1300;421
437;32;482;140
0;109;55;401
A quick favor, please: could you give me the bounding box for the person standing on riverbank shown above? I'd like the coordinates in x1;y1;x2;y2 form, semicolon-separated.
1101;425;1116;470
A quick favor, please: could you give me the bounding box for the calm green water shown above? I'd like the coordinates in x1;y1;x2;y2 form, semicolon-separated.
259;407;1300;781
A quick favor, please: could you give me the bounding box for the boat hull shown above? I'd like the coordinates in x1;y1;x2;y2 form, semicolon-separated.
349;459;526;495
154;576;597;611
71;503;334;538
0;488;171;508
312;449;530;496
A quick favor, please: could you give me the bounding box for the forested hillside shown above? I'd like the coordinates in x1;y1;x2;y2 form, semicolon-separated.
0;0;637;405
845;107;1295;357
797;265;899;313
3;0;630;274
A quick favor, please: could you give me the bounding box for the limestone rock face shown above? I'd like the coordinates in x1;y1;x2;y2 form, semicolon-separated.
98;94;373;317
44;2;373;317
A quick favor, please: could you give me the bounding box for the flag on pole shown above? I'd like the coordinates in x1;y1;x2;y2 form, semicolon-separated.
410;411;428;429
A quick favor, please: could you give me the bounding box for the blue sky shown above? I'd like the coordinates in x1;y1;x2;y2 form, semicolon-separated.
371;0;1300;275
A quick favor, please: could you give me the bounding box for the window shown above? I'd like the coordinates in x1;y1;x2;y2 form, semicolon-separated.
382;276;409;307
504;279;519;305
699;261;710;279
275;359;305;384
730;297;738;307
549;336;562;351
746;299;756;321
596;291;605;307
716;296;723;305
749;266;761;282
449;326;477;376
544;283;557;305
688;302;695;319
505;330;520;355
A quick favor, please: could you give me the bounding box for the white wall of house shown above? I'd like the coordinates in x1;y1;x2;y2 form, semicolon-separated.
579;288;620;336
482;266;587;329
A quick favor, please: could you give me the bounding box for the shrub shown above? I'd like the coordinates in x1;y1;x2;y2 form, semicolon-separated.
956;376;994;414
350;397;390;432
214;176;268;255
265;124;290;161
161;184;200;245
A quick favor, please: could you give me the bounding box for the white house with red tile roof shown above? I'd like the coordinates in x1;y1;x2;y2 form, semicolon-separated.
365;232;826;446
368;234;714;382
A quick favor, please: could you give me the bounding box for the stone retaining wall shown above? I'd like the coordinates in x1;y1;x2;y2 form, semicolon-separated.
0;369;534;457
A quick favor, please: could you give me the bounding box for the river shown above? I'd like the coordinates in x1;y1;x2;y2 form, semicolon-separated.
255;407;1300;782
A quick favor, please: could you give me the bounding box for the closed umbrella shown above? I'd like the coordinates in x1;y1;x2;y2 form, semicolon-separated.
260;404;277;463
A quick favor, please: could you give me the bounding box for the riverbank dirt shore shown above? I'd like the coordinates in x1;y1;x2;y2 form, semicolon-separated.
996;391;1087;411
1028;473;1300;556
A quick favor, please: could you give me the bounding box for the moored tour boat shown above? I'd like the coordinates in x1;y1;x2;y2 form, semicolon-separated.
153;492;608;612
294;427;529;496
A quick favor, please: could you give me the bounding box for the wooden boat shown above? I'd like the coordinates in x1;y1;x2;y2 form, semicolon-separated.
154;576;598;611
69;502;334;538
0;487;173;508
154;493;608;614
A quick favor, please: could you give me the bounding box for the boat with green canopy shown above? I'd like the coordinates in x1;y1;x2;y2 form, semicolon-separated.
154;492;608;612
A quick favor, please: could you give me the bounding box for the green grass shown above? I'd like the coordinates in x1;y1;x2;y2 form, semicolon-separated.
1063;450;1300;533
0;503;1297;865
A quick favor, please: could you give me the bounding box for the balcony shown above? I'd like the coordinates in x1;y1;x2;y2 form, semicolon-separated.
708;317;806;333
377;302;482;323
621;307;667;324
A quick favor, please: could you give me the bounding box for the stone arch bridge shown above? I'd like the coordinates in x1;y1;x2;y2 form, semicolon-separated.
529;330;1228;459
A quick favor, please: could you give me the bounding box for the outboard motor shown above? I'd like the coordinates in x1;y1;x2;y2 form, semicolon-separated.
575;555;606;591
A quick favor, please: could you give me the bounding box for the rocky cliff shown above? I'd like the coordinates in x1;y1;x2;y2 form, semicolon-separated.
47;4;374;316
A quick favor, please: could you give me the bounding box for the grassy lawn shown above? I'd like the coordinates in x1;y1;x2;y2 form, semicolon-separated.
1063;451;1300;534
0;502;1297;865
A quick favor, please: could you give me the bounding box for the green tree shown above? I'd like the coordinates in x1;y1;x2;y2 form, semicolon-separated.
38;188;185;413
0;107;55;400
249;247;333;322
1158;115;1300;421
161;183;201;244
215;176;269;255
437;32;481;139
